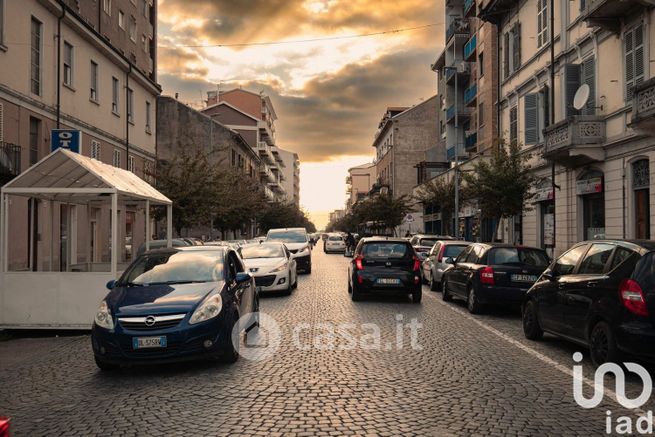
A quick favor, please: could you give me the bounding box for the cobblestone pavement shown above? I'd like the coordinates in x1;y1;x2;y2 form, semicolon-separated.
1;247;653;436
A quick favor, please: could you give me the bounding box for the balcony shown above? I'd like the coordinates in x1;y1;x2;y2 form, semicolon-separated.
464;84;477;106
465;131;477;150
257;142;275;164
581;0;655;33
631;78;655;131
463;34;476;61
446;18;470;43
543;116;606;167
271;147;285;166
259;164;275;183
445;61;471;85
263;185;276;202
464;0;476;16
446;144;467;162
446;104;472;124
0;143;21;185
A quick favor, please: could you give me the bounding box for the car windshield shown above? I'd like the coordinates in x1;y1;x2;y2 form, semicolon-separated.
241;245;285;259
419;238;438;247
267;231;307;243
328;236;343;241
444;245;468;258
362;242;411;259
488;248;549;267
120;251;225;285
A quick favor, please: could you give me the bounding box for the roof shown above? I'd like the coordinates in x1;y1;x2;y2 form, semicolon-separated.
349;162;376;171
2;148;171;204
202;100;260;122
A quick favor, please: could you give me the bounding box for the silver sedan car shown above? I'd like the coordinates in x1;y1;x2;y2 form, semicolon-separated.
421;241;470;291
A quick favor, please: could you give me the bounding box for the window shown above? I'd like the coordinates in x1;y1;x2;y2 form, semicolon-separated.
578;244;615;275
127;88;134;123
91;140;101;160
231;149;236;166
30;17;42;95
128;155;135;172
524;90;548;144
510;106;518;143
580;0;585;12
0;103;3;142
0;0;5;47
537;0;548;48
478;102;484;127
478;52;484;76
29;117;40;165
112;149;121;167
141;0;149;18
145;100;151;132
103;0;111;15
144;160;153;182
89;61;98;102
552;244;588;276
129;16;137;42
118;10;125;29
624;24;645;101
111;77;119;114
63;42;73;87
503;23;521;79
455;246;473;264
609;247;635;271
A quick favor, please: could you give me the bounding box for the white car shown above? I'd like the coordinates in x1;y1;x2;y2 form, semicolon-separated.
240;242;298;294
324;234;346;253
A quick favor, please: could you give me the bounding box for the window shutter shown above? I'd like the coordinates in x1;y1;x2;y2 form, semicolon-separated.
582;57;595;115
542;85;550;128
524;93;538;144
0;103;3;143
634;24;645;91
625;28;635;100
513;23;521;70
503;32;510;78
510;106;518;143
565;64;581;117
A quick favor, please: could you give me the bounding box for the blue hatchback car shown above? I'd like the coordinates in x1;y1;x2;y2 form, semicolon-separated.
91;246;259;370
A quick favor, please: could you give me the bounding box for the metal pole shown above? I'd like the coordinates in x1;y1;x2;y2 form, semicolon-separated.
550;0;556;253
166;204;173;248
454;68;460;239
145;200;150;251
1;191;7;273
111;193;118;277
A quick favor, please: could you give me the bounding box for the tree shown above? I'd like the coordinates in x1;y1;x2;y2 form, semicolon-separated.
462;139;537;237
414;177;459;236
258;201;316;234
333;194;414;236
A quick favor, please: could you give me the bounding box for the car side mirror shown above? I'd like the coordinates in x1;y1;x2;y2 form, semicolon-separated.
542;270;555;281
106;280;116;290
235;272;252;284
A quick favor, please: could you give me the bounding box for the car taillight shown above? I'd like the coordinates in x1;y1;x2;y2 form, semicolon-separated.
437;245;446;262
413;256;420;272
355;256;364;271
619;279;649;317
480;266;494;285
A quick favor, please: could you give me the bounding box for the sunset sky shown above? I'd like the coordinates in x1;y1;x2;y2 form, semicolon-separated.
157;0;445;228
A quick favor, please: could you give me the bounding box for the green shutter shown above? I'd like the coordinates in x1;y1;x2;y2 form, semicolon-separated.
513;22;521;70
582;57;595;115
524;93;538;144
565;64;581;117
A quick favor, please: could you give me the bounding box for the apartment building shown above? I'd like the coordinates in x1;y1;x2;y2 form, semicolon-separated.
278;148;300;207
202;88;288;202
480;0;655;256
0;0;159;271
346;162;376;210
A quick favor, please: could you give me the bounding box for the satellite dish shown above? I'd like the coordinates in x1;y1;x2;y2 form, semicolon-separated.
573;84;590;110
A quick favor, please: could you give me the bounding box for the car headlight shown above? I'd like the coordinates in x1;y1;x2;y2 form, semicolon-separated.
189;294;223;325
297;245;309;254
270;262;289;273
94;301;114;330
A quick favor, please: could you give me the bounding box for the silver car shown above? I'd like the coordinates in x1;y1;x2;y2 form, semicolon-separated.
422;240;470;291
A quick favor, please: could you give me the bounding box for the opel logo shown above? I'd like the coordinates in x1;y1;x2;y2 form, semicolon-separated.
144;316;156;327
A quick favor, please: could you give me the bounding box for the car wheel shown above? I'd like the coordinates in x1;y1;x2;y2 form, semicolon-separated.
589;321;620;367
94;357;119;371
442;280;453;302
221;310;240;364
292;272;298;289
351;283;362;302
522;300;543;340
348;279;352;294
306;265;312;274
467;285;483;314
429;271;439;292
412;290;422;304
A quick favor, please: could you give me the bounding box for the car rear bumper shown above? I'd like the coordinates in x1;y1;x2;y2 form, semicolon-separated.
616;321;655;359
354;272;421;293
325;245;346;252
477;284;529;305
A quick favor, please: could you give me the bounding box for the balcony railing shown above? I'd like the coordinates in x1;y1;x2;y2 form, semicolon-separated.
464;0;476;16
631;78;655;131
464;34;477;61
581;0;653;33
464;84;477;106
543;116;606;166
465;132;477;150
444;61;471;84
0;142;21;185
446;104;472;124
446;18;470;43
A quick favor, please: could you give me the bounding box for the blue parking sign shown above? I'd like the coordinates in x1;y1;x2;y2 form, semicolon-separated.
51;129;81;153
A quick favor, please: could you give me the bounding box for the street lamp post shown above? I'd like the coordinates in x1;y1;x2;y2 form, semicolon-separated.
444;65;461;240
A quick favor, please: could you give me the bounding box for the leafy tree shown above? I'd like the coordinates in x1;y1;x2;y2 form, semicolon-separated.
414;177;459;236
258;201;316;234
329;195;414;236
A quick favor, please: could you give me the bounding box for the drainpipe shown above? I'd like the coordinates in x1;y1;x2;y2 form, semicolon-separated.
125;64;131;170
622;157;626;238
550;0;556;254
56;7;65;128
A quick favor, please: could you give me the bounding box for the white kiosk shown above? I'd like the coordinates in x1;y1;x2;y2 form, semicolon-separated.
0;149;173;329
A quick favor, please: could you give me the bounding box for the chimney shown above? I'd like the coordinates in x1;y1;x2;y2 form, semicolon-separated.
207;90;218;106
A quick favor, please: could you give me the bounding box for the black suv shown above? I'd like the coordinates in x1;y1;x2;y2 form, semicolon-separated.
522;240;655;366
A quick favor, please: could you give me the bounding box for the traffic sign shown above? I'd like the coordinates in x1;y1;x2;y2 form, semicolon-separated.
51;129;81;153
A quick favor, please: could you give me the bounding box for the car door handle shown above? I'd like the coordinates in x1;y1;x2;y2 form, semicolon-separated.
587;281;600;288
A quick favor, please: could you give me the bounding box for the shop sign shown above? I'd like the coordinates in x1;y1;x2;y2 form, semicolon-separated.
543;213;554;246
534;187;554;202
51;129;81;153
576;177;603;195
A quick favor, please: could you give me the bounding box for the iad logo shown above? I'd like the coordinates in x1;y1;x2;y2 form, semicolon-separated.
572;352;654;435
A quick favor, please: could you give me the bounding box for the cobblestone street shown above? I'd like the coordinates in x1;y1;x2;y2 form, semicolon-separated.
0;248;652;436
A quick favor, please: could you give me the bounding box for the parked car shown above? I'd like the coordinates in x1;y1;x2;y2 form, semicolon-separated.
442;243;550;314
522;240;655;366
136;238;191;257
182;237;204;246
409;234;453;261
227;239;248;248
91;246;259;369
266;228;312;274
324;234;347;253
240;242;298;294
422;240;471;291
347;237;422;303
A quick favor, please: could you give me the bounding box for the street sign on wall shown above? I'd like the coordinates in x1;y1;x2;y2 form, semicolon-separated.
576;177;603;195
51;129;82;153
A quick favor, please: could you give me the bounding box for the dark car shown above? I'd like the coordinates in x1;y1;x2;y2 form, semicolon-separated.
347;237;422;303
442;243;550;314
91;246;259;370
409;234;453;262
522;240;655;366
266;228;312;274
136;238;191;256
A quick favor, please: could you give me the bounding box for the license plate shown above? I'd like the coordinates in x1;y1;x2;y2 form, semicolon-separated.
132;336;167;349
377;278;401;285
511;274;538;283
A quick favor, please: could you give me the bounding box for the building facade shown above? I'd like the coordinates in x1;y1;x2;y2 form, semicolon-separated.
0;0;159;271
346;162;376;210
278;148;300;206
202;88;288;202
481;0;655;256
